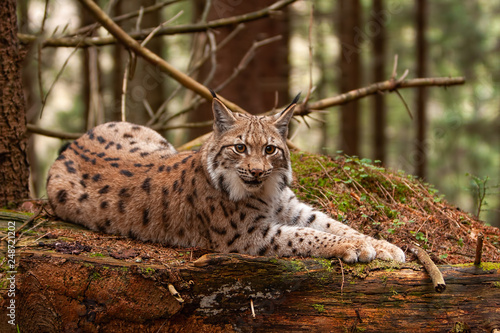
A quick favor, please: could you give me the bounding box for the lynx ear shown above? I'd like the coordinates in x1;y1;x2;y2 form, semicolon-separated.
211;90;236;134
273;93;300;138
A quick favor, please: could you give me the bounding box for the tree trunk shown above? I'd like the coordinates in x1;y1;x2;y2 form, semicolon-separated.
415;0;428;178
11;250;500;333
0;0;30;206
338;0;362;156
80;1;103;130
188;0;290;140
372;0;387;163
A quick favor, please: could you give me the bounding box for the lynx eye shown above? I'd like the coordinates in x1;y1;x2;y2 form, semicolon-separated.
234;144;247;153
265;145;276;155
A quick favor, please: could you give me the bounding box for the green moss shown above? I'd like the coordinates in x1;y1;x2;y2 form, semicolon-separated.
290;152;443;217
311;303;325;313
453;262;500;270
315;258;334;272
89;252;105;258
284;260;306;272
268;258;279;264
140;267;156;275
479;262;500;271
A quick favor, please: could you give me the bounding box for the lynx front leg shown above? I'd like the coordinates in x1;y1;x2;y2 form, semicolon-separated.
306;211;406;262
277;192;405;262
244;225;377;263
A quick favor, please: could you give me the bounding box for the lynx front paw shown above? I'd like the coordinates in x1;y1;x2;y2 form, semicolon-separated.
371;239;405;262
332;239;377;263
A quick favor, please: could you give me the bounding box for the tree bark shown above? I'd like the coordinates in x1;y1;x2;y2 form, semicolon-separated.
372;0;387;163
338;0;362;156
0;0;30;206
415;0;428;178
188;0;290;140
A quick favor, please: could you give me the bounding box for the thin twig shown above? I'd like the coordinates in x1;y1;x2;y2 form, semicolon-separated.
121;55;130;122
391;54;399;79
394;89;413;120
250;299;256;318
143;100;154;119
141;10;184;47
200;0;212;23
202;31;217;86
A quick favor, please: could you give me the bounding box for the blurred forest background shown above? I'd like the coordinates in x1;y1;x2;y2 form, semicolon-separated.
14;0;499;226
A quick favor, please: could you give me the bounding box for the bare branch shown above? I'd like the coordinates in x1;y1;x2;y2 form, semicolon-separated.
294;76;466;116
214;35;283;93
77;0;245;114
26;124;81;140
146;24;245;128
71;0;184;37
28;75;466;141
19;0;297;48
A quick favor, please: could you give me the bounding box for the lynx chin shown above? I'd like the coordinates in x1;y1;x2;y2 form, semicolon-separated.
47;92;405;263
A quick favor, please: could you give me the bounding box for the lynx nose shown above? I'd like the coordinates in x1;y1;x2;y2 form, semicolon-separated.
250;168;264;178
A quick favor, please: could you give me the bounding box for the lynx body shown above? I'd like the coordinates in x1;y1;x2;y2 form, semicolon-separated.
47;95;405;263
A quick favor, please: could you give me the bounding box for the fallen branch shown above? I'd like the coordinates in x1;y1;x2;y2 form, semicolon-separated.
19;0;296;48
410;245;446;293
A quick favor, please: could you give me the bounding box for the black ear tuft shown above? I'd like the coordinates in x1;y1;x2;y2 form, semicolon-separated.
279;92;301;116
209;88;217;99
272;94;300;138
212;96;236;135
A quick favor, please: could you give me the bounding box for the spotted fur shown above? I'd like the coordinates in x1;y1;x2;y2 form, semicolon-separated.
46;95;405;263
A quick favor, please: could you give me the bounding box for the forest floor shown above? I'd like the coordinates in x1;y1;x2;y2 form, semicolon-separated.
4;151;500;267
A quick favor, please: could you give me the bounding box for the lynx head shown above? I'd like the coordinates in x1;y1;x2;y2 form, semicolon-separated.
204;92;300;201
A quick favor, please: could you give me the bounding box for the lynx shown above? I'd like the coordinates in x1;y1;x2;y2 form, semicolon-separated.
46;93;405;263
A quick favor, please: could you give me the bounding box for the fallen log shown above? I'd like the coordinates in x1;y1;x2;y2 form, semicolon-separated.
5;250;499;332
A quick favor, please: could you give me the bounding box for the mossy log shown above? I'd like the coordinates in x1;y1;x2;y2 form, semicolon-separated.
4;250;499;333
